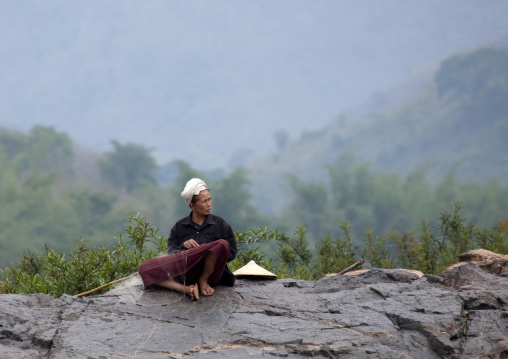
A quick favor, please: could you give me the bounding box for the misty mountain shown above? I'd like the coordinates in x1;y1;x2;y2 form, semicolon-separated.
1;1;508;171
247;46;508;214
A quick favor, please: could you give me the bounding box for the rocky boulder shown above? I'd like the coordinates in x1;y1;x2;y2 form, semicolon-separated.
1;258;508;358
456;248;508;277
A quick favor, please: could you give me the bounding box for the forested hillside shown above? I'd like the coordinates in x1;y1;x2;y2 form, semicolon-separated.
248;47;508;214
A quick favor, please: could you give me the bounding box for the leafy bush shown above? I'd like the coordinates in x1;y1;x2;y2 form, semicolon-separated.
0;213;165;297
264;202;506;277
229;226;282;273
313;222;359;278
376;202;508;273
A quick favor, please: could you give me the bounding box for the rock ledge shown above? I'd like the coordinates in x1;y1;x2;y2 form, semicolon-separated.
1;256;508;358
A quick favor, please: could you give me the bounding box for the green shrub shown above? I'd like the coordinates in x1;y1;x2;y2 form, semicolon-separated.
0;213;164;297
229;226;281;273
313;222;359;278
370;202;508;273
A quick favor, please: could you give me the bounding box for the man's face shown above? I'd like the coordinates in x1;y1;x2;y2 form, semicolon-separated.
191;190;211;216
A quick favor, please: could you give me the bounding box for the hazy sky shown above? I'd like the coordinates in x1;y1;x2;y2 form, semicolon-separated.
1;1;507;170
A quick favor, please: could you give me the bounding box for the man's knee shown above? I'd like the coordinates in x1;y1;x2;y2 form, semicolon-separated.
216;239;230;250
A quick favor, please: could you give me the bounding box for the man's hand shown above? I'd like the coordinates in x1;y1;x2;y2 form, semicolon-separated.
183;239;199;249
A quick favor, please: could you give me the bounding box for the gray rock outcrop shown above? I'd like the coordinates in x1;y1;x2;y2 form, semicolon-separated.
1;261;508;358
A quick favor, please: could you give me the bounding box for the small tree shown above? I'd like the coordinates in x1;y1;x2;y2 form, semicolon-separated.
98;141;158;193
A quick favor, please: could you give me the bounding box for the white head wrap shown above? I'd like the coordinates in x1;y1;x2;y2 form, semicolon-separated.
181;178;208;206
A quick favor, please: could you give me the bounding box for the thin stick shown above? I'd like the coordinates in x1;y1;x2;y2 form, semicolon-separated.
74;272;139;297
338;259;365;275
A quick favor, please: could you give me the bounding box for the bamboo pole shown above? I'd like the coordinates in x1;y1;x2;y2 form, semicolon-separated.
337;259;365;275
74;271;139;297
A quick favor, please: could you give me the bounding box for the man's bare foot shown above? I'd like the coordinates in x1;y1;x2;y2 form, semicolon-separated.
198;278;214;296
155;279;199;301
185;284;198;300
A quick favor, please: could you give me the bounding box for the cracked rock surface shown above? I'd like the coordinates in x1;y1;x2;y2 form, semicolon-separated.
1;264;508;358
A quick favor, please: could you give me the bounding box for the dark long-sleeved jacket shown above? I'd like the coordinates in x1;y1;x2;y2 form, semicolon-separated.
167;212;237;285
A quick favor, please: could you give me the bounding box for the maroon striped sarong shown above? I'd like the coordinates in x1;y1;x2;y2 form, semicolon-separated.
138;239;230;289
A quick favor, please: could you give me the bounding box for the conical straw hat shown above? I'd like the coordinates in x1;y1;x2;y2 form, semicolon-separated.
233;260;277;279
